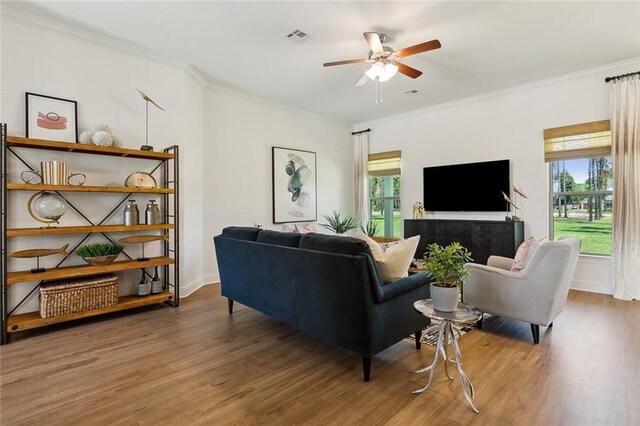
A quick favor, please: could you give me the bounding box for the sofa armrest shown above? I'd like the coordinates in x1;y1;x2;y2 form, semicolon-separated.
376;272;431;303
487;256;514;270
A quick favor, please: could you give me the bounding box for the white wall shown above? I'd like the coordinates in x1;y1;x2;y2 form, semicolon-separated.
201;85;354;283
1;14;206;312
355;58;640;295
1;11;354;312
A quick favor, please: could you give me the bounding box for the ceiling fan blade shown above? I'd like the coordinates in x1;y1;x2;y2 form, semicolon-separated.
395;39;441;58
323;59;367;67
355;74;369;87
363;32;384;54
396;62;423;79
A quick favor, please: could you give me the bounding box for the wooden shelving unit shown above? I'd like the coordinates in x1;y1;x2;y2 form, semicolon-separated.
6;136;174;160
7;257;175;285
7;291;174;332
1;126;180;344
7;183;173;194
7;223;174;237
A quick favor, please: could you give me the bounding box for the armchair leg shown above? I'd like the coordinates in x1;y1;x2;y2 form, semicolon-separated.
476;314;483;330
362;356;372;382
415;331;422;350
227;299;234;315
530;324;540;344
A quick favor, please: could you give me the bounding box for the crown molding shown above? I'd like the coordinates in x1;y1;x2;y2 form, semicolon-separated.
205;82;351;128
2;5;205;88
355;56;640;128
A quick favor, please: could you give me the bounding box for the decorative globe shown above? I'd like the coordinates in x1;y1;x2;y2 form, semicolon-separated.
33;192;67;222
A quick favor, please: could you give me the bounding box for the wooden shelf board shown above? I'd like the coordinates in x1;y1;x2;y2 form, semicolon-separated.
7;136;174;160
7;291;173;333
7;223;174;237
7;183;173;194
7;256;174;285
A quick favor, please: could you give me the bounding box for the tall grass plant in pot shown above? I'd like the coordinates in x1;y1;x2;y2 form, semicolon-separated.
424;242;473;312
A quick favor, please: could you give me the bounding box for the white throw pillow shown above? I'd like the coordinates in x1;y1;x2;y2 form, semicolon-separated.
510;236;542;273
354;231;420;284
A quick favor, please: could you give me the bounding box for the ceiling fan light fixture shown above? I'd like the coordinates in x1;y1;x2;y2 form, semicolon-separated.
365;62;398;82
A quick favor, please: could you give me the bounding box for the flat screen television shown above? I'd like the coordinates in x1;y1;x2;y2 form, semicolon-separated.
423;159;510;212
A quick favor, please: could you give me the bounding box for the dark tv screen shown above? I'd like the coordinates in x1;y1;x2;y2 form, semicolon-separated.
423;159;510;212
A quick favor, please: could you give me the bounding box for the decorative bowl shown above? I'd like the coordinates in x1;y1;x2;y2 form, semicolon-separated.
83;255;119;266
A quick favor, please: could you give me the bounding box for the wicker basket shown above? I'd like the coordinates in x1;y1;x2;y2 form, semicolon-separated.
39;274;119;318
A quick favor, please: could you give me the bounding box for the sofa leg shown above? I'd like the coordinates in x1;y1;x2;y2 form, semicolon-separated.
476;314;483;330
228;299;234;315
530;324;540;344
548;322;553;328
362;356;372;382
415;331;422;350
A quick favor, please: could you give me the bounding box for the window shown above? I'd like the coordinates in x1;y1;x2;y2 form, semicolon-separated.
368;151;401;238
545;120;612;256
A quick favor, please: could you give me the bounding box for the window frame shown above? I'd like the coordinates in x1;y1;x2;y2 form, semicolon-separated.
369;174;401;239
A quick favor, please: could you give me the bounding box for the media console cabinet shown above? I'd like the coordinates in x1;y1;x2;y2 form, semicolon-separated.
404;219;525;265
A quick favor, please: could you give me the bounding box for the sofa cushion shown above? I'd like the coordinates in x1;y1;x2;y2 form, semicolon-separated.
256;230;302;247
299;233;371;256
355;231;420;284
511;236;542;272
221;226;262;241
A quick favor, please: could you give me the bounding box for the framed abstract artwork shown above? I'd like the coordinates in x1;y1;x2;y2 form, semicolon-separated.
26;92;78;142
272;146;317;224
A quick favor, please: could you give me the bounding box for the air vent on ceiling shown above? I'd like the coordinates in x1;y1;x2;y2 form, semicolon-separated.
284;29;311;42
403;89;419;95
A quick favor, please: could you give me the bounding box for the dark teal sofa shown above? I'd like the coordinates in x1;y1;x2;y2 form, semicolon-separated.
213;227;432;381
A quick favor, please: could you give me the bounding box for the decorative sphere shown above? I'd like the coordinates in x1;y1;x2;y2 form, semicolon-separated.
33;192;67;221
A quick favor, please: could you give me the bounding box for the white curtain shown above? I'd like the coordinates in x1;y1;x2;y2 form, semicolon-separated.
611;75;640;300
353;132;370;226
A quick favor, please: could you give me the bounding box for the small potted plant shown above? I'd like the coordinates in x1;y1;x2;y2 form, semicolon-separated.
319;210;360;234
424;242;473;312
77;243;124;266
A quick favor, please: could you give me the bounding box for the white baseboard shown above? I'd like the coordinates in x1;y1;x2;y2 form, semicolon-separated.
181;273;220;298
570;279;612;295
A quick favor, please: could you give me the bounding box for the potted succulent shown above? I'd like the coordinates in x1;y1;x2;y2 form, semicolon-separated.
424;242;473;312
319;210;360;234
77;243;124;266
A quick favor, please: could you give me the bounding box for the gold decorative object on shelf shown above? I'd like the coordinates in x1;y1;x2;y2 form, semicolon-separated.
8;244;70;273
502;185;528;222
119;234;168;262
413;201;426;219
125;171;157;188
27;191;68;227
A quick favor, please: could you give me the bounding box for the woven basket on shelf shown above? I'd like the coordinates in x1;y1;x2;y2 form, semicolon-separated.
39;274;119;318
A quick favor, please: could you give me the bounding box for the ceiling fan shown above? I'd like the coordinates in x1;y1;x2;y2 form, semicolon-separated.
323;32;441;88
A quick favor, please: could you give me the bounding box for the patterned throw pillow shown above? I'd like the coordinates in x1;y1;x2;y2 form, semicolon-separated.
510;236;542;273
354;231;420;284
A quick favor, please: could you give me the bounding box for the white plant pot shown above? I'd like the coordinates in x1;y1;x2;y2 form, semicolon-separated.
430;283;460;312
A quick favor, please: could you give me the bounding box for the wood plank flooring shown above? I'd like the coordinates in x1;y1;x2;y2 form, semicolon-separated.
1;285;638;425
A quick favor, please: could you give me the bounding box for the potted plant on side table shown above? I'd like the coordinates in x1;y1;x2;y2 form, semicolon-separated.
424;242;473;312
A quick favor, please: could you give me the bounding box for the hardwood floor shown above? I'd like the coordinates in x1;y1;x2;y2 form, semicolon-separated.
1;285;638;425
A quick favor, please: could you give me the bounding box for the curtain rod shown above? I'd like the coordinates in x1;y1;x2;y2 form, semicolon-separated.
352;128;371;135
605;71;640;83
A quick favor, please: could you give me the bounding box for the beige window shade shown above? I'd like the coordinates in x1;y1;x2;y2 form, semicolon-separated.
543;120;611;162
368;150;401;176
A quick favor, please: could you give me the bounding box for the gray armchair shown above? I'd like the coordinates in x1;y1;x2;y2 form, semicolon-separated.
463;237;581;344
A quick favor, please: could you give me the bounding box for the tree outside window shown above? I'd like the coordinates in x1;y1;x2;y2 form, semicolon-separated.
551;157;612;255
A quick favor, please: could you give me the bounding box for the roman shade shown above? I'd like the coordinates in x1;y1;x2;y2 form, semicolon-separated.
368;150;401;176
543;120;611;162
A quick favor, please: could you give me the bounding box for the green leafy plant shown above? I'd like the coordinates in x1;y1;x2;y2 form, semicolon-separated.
77;243;124;258
361;221;380;237
423;242;473;288
319;210;360;234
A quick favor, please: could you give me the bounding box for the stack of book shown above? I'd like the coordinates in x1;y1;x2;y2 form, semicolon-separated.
40;161;69;185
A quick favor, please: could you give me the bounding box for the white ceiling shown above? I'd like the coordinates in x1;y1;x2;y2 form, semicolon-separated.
5;1;640;124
